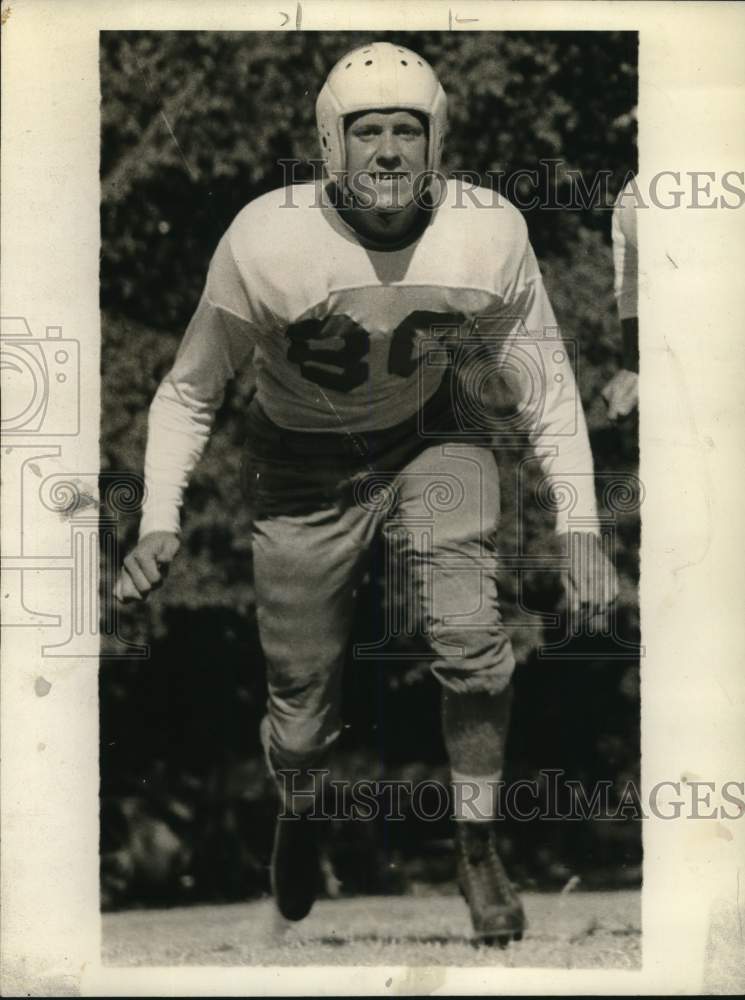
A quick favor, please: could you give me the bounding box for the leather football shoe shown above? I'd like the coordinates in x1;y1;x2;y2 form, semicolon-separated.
270;811;323;922
456;821;526;946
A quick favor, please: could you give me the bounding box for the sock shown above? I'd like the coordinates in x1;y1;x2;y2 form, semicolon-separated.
451;768;501;822
442;686;513;822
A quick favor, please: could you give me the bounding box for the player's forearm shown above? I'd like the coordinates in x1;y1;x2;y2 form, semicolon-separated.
138;376;217;538
528;356;600;536
137;282;257;538
534;435;600;536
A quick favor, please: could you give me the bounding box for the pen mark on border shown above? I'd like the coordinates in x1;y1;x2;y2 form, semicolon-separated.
449;10;480;29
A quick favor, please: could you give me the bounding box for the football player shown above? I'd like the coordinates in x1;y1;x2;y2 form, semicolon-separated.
602;177;639;420
117;42;617;944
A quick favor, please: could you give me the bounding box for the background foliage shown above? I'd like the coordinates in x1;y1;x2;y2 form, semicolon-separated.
100;30;639;909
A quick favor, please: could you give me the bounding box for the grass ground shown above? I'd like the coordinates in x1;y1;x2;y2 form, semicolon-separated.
102;888;641;968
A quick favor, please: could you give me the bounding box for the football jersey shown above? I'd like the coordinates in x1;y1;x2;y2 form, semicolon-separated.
140;180;599;537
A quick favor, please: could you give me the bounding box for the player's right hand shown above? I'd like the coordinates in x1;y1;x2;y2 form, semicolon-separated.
115;531;180;603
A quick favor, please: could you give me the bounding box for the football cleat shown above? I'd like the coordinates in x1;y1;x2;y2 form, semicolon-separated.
270;811;323;922
455;821;526;946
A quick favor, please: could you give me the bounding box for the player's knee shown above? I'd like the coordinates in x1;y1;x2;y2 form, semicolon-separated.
432;660;516;696
429;626;516;695
268;715;340;772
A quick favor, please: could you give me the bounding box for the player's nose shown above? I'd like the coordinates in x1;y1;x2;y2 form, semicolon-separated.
375;132;401;168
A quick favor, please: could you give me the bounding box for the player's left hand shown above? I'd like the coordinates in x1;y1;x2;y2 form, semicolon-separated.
557;530;618;621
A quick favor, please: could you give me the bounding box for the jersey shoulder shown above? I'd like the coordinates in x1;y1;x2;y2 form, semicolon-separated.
438;179;529;246
230;182;320;222
225;183;327;263
430;180;530;286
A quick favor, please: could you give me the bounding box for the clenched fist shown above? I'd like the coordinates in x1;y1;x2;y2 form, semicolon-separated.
601;368;638;421
115;531;180;603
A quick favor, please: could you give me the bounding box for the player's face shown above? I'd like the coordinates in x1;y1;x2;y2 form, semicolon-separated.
344;110;428;214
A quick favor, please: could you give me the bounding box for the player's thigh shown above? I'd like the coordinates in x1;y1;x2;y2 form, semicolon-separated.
251;504;375;670
393;444;500;548
388;444;502;631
